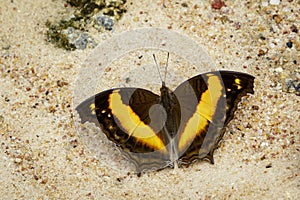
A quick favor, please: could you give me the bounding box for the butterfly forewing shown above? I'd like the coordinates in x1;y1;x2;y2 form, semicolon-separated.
76;88;172;173
219;71;255;125
176;71;254;165
173;72;228;164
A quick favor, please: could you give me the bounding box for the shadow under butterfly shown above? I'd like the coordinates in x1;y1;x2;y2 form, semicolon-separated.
75;55;255;176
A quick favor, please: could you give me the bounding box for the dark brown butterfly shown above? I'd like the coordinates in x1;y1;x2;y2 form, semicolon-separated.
76;70;254;175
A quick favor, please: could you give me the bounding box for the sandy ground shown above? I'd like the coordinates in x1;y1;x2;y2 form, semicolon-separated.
0;0;299;199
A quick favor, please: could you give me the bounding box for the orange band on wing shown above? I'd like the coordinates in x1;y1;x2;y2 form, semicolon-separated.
178;74;223;151
108;90;167;152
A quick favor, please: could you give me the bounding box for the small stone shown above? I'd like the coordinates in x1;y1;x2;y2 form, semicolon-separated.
272;14;282;24
261;141;268;147
105;67;111;72
211;0;225;10
275;67;283;73
181;2;188;7
258;49;267;56
266;163;272;168
133;16;139;22
259;34;266;40
75;33;88;50
64;27;97;50
286;41;293;48
290;24;298;33
261;1;269;6
66;153;73;161
57;80;68;87
96;15;114;30
234;22;241;30
269;0;280;5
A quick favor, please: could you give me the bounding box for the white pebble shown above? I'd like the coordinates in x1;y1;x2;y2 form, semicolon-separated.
275;67;283;73
261;1;269;6
260;142;268;147
270;0;280;5
269;42;276;48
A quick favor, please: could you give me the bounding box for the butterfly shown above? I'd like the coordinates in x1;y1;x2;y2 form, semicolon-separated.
76;64;254;176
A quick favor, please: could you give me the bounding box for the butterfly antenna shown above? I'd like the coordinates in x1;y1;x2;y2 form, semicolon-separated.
164;52;169;84
153;54;164;85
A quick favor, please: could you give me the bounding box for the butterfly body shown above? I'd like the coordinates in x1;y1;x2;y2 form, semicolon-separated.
76;71;254;174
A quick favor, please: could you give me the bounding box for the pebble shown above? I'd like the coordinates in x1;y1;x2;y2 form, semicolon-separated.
74;33;91;50
275;67;283;73
65;27;97;50
269;42;276;48
269;0;280;5
261;1;269;6
95;15;114;31
286;41;293;48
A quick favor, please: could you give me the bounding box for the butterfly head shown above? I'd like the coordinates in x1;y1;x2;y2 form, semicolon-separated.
160;81;171;96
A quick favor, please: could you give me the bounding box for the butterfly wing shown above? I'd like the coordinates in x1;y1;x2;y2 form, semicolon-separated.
174;71;254;165
219;71;255;125
76;88;172;173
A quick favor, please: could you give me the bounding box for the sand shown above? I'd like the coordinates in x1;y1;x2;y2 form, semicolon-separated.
0;0;299;199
